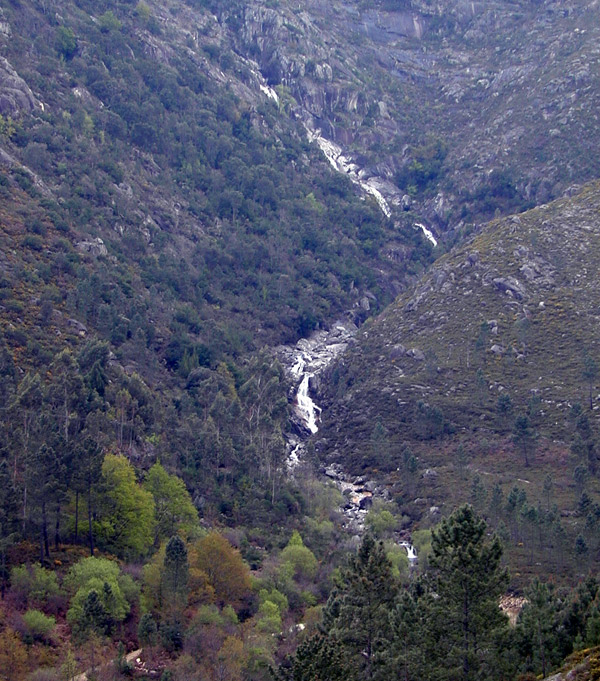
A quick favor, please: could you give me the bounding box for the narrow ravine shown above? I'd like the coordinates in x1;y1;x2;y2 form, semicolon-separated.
277;323;418;565
303;125;438;250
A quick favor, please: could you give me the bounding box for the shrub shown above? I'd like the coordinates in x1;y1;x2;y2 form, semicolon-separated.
21;609;56;643
10;565;60;607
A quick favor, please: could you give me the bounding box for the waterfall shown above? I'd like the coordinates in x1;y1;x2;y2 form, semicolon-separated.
295;372;321;434
305;127;392;219
399;540;418;566
415;221;438;247
291;353;321;434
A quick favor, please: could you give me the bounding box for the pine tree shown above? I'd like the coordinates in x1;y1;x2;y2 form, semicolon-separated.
428;505;509;681
272;633;348;681
162;535;189;615
324;534;398;680
514;579;566;678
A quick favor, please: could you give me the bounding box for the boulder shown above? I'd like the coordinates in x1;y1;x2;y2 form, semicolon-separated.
407;348;425;361
359;496;373;510
76;238;108;257
390;343;407;359
0;57;40;116
492;276;526;300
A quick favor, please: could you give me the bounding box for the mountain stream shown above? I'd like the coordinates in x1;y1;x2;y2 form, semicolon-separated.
278;322;418;566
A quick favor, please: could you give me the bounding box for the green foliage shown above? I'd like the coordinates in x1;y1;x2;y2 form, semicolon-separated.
395;136;447;195
365;508;396;538
428;505;509;681
10;565;60;606
163;535;189;614
143;463;198;544
325;534;398;679
96;454;155;558
280;532;318;581
138;612;159;647
21;609;56;643
64;557;137;638
515;579;568;677
273;633;348;681
55;26;77;59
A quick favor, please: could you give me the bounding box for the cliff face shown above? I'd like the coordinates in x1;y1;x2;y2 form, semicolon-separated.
215;0;600;235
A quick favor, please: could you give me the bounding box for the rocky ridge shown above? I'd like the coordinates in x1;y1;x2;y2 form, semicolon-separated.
317;180;600;471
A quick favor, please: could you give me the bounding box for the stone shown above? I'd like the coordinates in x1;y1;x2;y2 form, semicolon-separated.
407;348;425;361
0;57;40;116
389;343;407;359
66;318;87;336
359;496;373;510
76;238;108;257
492;276;526;300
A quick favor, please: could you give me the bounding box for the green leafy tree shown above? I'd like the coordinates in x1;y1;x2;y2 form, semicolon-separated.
191;532;252;609
143;463;198;545
55;26;77;60
428;505;509;681
65;557;136;638
280;530;318;581
365;508;396;539
96;453;155;558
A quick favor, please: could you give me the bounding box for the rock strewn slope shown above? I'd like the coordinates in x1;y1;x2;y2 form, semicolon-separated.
318;181;600;470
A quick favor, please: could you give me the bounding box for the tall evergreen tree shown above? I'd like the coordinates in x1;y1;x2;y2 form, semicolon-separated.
0;460;19;597
162;535;189;616
514;579;566;678
324;534;398;680
428;505;509;681
272;632;348;681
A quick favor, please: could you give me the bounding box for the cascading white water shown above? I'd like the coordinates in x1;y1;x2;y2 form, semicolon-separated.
291;353;321;434
305;128;393;218
296;372;321;434
415;221;438;247
399;540;418;566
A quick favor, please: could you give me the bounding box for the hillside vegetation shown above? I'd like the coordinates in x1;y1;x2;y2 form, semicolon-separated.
319;181;600;582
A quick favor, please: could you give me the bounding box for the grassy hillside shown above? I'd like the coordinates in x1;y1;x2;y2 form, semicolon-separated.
318;181;600;583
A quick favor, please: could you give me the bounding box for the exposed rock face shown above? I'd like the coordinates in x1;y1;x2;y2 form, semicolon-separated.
76;238;108;257
0;57;39;115
180;0;600;235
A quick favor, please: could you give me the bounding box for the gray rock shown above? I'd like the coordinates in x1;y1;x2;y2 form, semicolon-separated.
389;343;407;359
493;276;526;300
490;344;505;355
359;496;373;510
76;238;108;257
66;318;87;336
0;57;40;116
407;348;425;361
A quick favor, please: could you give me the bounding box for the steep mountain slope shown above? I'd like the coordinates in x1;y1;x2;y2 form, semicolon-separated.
316;181;600;579
320;181;600;462
214;0;600;234
2;0;600;562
